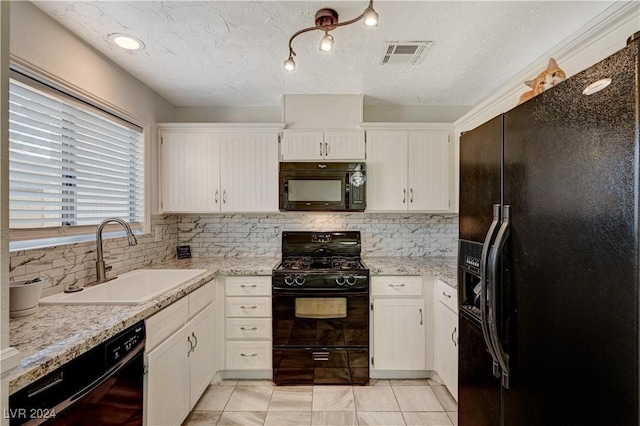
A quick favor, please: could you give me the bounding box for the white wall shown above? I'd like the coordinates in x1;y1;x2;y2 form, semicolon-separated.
9;1;177;215
363;105;471;123
2;2;178;415
175;106;281;123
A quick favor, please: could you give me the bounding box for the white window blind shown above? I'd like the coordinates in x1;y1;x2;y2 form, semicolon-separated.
8;75;144;240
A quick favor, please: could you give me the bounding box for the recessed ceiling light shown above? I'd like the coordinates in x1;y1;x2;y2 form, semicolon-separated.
108;33;145;51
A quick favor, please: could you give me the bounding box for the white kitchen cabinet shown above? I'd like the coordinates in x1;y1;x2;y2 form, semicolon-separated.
224;276;272;375
189;304;216;404
435;280;458;400
159;125;281;213
281;130;365;161
146;325;190;426
373;298;426;370
145;281;216;426
366;129;450;211
160;130;221;213
370;275;430;375
219;132;279;212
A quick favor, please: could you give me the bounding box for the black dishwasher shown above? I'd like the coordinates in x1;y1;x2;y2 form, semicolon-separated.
9;321;145;426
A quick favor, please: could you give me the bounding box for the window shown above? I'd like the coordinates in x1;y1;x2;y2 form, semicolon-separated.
8;72;144;247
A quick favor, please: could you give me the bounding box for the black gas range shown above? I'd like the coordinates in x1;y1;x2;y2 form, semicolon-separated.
272;231;370;385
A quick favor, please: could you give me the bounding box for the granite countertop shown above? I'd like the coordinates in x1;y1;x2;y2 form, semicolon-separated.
8;256;456;394
364;257;457;288
8;257;279;395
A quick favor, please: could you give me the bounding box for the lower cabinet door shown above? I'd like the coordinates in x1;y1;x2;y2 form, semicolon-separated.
436;301;459;399
189;303;216;406
146;326;190;426
373;298;426;370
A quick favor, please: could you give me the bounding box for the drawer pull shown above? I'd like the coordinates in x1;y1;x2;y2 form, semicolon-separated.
388;284;406;288
419;308;423;326
442;291;452;299
241;353;258;357
240;327;258;331
313;351;330;361
240;305;258;309
240;284;258;288
451;327;457;347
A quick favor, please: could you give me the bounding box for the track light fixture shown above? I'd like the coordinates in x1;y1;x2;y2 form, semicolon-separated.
283;0;379;72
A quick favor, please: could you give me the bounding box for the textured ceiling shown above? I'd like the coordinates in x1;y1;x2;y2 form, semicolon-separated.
33;1;617;107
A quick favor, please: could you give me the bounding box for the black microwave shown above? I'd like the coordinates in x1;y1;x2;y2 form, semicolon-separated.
279;162;366;212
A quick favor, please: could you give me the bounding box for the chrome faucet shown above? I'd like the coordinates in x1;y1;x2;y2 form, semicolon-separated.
95;217;138;284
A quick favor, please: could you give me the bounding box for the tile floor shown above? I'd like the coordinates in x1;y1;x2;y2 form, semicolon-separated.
182;379;458;426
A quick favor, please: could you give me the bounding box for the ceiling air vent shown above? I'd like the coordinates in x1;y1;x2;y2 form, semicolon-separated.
379;41;432;66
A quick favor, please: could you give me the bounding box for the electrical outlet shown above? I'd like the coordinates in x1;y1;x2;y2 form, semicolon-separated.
154;226;162;242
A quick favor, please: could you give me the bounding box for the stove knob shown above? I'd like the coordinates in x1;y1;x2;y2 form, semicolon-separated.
284;274;294;286
294;275;306;286
335;275;346;286
346;275;357;286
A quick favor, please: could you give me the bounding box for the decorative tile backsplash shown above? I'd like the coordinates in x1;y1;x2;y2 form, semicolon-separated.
178;213;458;258
9;215;179;295
9;213;458;295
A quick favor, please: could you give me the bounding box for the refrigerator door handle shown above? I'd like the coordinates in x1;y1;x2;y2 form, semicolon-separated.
480;203;502;378
487;204;511;389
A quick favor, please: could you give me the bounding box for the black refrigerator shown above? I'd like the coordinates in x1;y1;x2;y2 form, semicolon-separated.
458;33;640;426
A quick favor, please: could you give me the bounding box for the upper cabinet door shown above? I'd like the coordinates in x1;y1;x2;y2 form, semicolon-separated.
220;132;279;212
160;130;221;213
365;131;408;211
323;131;365;160
407;130;450;211
280;131;324;160
281;130;365;161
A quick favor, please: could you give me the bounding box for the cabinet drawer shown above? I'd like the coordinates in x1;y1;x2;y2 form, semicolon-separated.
189;280;215;318
226;318;272;340
146;297;188;352
371;276;422;296
436;279;458;313
226;297;272;317
225;276;271;296
226;341;272;370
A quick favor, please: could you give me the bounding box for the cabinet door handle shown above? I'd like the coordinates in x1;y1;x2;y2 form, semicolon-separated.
320;142;323;156
402;189;406;203
240;305;258;310
240;327;258;331
451;327;457;347
187;336;193;357
192;332;198;350
388;283;406;288
222;190;226;204
410;188;414;203
419;308;423;326
240;284;257;288
241;353;258;357
215;190;219;204
325;142;329;156
442;291;452;299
